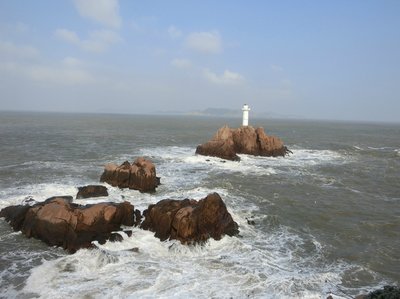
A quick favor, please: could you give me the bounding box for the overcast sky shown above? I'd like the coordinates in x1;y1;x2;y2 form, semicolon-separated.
0;0;399;122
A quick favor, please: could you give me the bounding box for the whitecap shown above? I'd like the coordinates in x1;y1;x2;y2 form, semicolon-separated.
0;183;78;209
139;146;345;181
21;210;356;299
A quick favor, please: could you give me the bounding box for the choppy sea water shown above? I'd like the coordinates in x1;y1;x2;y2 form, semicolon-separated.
0;111;399;299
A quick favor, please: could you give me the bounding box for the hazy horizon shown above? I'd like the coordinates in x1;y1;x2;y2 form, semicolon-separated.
1;1;399;123
2;108;400;125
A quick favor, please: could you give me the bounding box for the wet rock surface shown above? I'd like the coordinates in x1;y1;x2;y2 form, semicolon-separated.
355;285;400;299
196;125;291;161
141;192;239;243
76;185;108;199
0;197;136;253
100;157;160;192
1;191;238;252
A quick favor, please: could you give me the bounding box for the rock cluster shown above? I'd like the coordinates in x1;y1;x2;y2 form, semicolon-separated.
196;125;291;161
1;156;240;253
100;157;160;192
0;196;137;253
141;193;239;243
0;192;238;252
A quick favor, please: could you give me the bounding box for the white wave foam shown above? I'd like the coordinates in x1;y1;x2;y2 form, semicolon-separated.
139;146;345;181
1;145;361;298
367;146;392;150
21;212;354;299
354;145;398;154
0;183;78;209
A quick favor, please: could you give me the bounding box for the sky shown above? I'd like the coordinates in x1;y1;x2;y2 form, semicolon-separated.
0;0;399;122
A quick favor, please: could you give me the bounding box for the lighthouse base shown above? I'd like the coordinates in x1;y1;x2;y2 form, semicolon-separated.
196;125;291;161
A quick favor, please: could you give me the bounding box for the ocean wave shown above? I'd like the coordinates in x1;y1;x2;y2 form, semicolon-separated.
139;146;346;178
352;145;400;155
21;223;354;299
367;146;392;151
0;183;79;209
0;144;385;298
18;197;360;299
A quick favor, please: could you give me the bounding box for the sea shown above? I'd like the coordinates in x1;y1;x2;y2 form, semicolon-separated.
0;111;399;299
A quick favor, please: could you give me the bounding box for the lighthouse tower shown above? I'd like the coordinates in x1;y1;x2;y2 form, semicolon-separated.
242;104;250;126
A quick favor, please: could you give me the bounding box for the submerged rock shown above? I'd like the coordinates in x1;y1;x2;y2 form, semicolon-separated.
196;125;291;161
141;192;239;243
76;185;108;199
100;157;160;192
0;197;136;253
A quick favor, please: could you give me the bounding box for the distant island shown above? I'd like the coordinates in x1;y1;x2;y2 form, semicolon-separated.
157;107;302;119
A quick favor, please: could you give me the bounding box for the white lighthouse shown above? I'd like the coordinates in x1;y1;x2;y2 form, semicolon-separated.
242;104;250;126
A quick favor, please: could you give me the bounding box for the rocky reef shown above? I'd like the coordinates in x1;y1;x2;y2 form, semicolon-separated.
354;285;400;299
100;157;160;192
141;193;239;243
0;196;137;253
0;192;239;253
196;125;291;161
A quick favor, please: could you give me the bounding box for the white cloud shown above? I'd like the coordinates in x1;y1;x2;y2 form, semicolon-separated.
271;64;284;72
131;20;142;33
0;40;39;59
203;69;245;85
185;31;222;54
62;57;82;67
0;22;30;35
54;29;80;44
0;41;95;86
0;60;94;86
168;25;182;39
55;28;121;53
171;58;192;69
27;65;94;85
81;30;121;52
14;22;30;33
73;0;121;28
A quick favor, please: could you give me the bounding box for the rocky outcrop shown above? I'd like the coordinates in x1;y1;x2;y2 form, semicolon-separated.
196;125;291;161
76;185;108;199
355;286;400;299
0;197;137;253
100;157;160;192
1;191;239;251
141;193;239;243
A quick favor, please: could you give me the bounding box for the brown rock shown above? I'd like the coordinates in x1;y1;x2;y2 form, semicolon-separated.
100;157;160;192
195;126;239;161
0;205;31;231
76;185;108;199
0;197;136;253
141;193;239;243
141;199;193;241
196;125;290;161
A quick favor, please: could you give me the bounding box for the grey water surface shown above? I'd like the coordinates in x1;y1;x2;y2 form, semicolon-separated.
0;111;399;298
